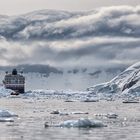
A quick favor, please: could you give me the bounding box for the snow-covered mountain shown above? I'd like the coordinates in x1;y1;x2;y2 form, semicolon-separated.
88;62;140;98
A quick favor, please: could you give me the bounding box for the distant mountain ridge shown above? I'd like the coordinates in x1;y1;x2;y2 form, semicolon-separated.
0;64;63;76
0;64;125;77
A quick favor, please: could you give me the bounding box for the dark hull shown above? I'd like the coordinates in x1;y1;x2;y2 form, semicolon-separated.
5;85;25;93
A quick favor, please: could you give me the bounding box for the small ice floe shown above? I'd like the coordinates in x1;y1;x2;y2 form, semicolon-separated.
106;113;118;119
0;109;18;123
59;111;89;115
95;113;106;117
0;110;18;117
45;118;107;128
122;98;139;103
50;110;69;115
81;98;99;102
50;110;68;115
59;112;69;115
50;110;60;114
71;111;89;115
64;100;75;102
95;113;118;119
50;110;88;115
60;111;89;115
0;118;14;122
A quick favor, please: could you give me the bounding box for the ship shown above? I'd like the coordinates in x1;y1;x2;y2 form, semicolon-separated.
3;69;25;94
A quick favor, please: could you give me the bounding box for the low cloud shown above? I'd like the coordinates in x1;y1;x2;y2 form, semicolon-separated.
0;6;140;69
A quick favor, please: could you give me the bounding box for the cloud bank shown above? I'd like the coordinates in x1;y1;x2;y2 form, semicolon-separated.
0;6;140;69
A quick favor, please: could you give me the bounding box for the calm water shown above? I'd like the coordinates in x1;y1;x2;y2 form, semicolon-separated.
0;98;139;140
0;120;140;140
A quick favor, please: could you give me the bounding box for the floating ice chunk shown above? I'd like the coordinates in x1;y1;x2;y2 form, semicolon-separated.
0;110;18;117
71;111;89;115
0;109;17;123
50;110;68;115
55;118;107;128
0;118;14;122
50;110;89;115
95;112;118;119
81;98;99;102
50;110;60;114
59;112;69;115
106;113;118;119
60;111;88;115
95;113;106;117
64;100;75;102
122;98;139;103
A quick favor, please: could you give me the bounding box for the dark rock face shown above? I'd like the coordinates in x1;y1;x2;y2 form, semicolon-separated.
122;79;138;91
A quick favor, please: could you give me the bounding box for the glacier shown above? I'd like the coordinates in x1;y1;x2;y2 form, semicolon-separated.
88;62;140;99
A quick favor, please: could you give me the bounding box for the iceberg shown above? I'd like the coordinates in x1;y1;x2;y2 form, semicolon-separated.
47;118;107;128
0;109;18;117
88;62;140;99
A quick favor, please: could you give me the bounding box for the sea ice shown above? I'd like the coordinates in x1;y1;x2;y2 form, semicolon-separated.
95;113;118;119
49;118;107;128
81;98;99;102
0;118;14;122
106;113;118;119
0;109;18;117
50;110;88;115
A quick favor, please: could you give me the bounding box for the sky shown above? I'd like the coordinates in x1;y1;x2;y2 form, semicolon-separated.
0;1;139;71
0;0;140;15
0;5;140;68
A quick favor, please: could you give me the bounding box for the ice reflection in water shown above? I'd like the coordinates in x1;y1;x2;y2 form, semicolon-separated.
0;118;139;140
